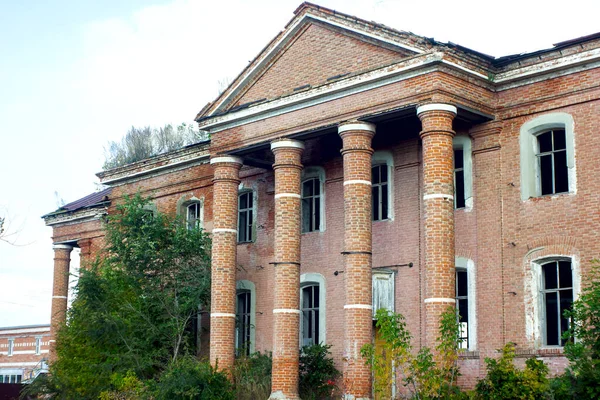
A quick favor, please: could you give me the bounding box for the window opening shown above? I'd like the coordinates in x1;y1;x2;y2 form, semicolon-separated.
302;178;321;233
7;339;14;356
454;150;465;209
186;202;201;230
537;129;568;195
35;337;41;355
372;165;389;221
456;270;469;349
301;284;320;346
542;260;573;346
238;192;253;242
236;291;251;355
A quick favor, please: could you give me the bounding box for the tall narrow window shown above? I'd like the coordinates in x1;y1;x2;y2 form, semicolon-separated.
7;339;14;356
35;337;41;355
236;291;251;355
542;260;573;346
186;202;202;230
302;178;321;233
301;284;320;346
454;150;465;209
238;192;253;243
537;129;568;195
372;165;389;221
456;270;469;349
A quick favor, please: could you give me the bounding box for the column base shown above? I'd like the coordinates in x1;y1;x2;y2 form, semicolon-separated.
343;395;372;400
269;391;300;400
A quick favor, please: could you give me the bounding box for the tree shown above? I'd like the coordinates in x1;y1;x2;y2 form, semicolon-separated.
34;194;213;398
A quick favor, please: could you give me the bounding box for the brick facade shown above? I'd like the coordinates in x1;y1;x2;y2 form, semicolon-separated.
44;3;600;398
0;325;50;383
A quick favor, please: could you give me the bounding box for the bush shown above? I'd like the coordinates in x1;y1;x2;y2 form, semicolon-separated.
474;343;551;400
299;344;340;400
232;351;272;400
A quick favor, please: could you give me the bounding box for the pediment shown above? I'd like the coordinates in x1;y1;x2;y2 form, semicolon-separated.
201;5;426;118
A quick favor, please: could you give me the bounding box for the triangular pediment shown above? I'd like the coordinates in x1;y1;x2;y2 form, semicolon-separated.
200;3;427;118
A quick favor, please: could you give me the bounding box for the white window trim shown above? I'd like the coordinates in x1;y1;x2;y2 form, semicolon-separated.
300;273;326;346
35;337;41;355
453;136;473;211
236;280;256;354
301;166;326;233
7;339;14;357
177;195;205;229
519;113;576;200
237;184;257;243
372;151;395;221
525;255;580;348
456;257;477;351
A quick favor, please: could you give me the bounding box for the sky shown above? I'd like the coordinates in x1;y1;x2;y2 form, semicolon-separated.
0;0;599;327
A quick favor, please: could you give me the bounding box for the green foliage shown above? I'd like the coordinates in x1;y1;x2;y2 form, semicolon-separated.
474;343;551;400
560;259;600;399
232;351;272;400
361;307;465;400
103;123;208;170
299;344;341;399
29;194;212;398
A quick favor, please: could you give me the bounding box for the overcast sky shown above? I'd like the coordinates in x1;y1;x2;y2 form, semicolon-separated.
1;0;598;327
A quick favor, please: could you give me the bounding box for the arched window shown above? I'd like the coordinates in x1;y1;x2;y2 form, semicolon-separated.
301;167;325;233
236;280;256;355
540;260;574;346
519;113;575;200
300;273;326;346
372;151;394;221
186;202;202;230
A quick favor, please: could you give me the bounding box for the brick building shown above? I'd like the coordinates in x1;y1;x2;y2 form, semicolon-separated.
0;325;50;384
43;3;600;399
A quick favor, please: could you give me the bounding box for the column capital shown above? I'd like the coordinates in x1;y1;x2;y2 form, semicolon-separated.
210;155;243;166
416;103;457;116
270;139;305;151
338;120;376;134
52;244;73;251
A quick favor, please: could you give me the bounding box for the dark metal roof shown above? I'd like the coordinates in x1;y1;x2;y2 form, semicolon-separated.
62;188;112;212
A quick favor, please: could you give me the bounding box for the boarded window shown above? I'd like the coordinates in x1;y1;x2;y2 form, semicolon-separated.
372;271;395;317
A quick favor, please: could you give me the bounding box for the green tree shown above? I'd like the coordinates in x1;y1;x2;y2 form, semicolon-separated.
31;194;214;398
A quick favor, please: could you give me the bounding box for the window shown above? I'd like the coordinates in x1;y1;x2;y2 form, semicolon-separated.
300;273;326;347
301;284;320;346
0;374;22;384
537;129;568;195
35;337;41;355
238;192;254;243
372;271;395;317
186;202;202;230
236;291;252;355
456;269;469;349
453;136;472;210
372;165;389;221
519;113;575;200
7;339;13;356
302;178;321;233
541;260;573;346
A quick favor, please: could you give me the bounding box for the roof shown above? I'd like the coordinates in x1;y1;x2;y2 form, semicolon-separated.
42;188;111;218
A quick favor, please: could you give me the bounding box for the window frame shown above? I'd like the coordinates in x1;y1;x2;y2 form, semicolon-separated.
237;190;256;243
540;260;574;347
371;151;394;222
453;136;473;211
301;167;326;233
300;273;326;347
185;201;203;231
519;113;576;200
176;195;204;231
235;280;256;354
455;257;477;351
7;338;14;356
35;337;41;355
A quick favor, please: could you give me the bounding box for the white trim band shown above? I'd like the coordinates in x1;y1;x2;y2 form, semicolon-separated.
424;298;456;304
53;244;73;250
343;180;372;186
416;104;457;116
271;140;305;150
273;309;301;314
338;122;376;134
210;156;243;165
423;193;454;201
212;228;238;234
210;313;236;318
344;304;373;309
52;296;67;299
274;193;301;199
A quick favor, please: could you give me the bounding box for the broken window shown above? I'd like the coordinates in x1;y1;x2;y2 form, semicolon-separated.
456;269;469;349
186;202;202;231
302;178;321;233
541;260;573;346
454;150;465;209
237;192;253;243
372;164;389;221
236;290;252;355
537;129;569;195
301;284;320;346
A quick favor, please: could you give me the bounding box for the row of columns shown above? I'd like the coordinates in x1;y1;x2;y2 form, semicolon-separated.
209;103;457;399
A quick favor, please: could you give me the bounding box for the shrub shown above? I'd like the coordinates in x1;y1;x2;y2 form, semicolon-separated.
474;343;551;400
232;351;272;400
299;344;340;400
